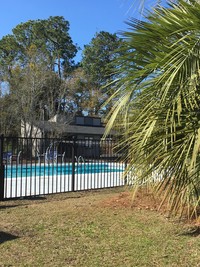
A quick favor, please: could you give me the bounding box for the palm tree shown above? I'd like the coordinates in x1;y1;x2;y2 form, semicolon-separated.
107;0;200;217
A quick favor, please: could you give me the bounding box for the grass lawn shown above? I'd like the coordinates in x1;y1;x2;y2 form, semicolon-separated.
0;187;199;267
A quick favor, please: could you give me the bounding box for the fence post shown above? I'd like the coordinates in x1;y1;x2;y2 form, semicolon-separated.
124;159;128;185
0;134;5;200
71;136;76;192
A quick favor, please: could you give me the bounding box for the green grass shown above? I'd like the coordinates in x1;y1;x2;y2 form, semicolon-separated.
0;188;199;267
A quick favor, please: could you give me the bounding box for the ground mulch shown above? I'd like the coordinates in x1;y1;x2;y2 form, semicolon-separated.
99;188;200;227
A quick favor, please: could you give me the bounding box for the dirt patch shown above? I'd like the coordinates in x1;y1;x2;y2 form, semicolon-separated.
99;188;200;227
100;191;132;208
100;189;162;211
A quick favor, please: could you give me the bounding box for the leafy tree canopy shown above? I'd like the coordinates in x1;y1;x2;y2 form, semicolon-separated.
0;16;78;80
82;31;123;86
80;31;124;116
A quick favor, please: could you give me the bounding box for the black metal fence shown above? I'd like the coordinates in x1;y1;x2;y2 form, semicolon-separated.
0;135;126;200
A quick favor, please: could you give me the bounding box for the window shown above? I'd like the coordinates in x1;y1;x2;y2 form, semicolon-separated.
76;116;84;125
93;118;101;126
84;117;93;126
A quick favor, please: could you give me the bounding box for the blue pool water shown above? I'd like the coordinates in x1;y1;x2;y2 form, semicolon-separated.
5;163;124;178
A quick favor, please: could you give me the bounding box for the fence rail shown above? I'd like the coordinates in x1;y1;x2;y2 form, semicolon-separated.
0;135;126;200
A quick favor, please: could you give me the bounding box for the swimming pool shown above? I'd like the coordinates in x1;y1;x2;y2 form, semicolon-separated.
5;163;125;178
3;162;126;199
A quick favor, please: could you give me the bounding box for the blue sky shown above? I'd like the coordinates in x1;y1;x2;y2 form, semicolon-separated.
0;0;157;62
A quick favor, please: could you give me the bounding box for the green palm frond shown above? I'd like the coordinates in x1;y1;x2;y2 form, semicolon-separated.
106;0;200;217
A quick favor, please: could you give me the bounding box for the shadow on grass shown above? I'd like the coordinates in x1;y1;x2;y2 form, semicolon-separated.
0;231;19;244
0;196;47;209
0;204;21;210
19;196;47;201
0;188;126;210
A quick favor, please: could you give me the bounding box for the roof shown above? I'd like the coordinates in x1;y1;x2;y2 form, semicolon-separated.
36;121;105;136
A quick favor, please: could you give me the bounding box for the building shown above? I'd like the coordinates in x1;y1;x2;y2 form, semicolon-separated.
21;115;113;159
21;115;106;140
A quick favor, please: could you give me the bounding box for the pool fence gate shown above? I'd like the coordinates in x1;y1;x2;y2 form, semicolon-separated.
0;135;127;200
